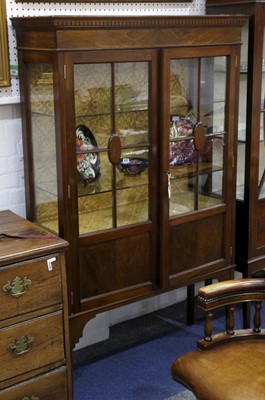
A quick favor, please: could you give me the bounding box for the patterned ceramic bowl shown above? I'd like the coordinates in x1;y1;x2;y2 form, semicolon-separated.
117;157;148;175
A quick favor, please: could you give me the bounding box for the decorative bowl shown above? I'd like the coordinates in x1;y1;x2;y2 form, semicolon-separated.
117;157;148;175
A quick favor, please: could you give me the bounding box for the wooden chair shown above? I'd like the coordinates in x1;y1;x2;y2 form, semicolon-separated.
171;279;265;400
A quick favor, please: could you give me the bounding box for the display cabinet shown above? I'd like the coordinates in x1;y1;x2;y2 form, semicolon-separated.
12;16;245;347
206;2;265;287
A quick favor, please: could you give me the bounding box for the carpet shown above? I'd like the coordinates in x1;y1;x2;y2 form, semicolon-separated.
73;300;205;366
73;300;218;400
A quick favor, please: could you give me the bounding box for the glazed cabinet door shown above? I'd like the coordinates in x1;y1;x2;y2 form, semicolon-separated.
64;50;159;313
160;46;239;287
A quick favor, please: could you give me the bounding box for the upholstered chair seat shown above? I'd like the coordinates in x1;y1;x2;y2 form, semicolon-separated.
171;279;265;400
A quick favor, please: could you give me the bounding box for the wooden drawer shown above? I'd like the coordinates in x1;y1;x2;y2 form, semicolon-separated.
0;255;62;321
0;311;65;384
0;367;68;399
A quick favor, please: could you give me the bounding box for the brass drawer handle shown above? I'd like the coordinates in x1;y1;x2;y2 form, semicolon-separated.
22;396;39;400
3;276;32;298
8;335;35;355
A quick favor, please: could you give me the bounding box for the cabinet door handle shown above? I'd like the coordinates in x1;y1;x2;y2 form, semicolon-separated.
165;171;171;199
8;335;35;355
22;396;39;400
108;134;121;165
2;276;32;298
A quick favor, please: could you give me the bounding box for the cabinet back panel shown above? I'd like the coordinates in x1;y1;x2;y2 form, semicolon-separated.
169;214;223;275
79;232;151;298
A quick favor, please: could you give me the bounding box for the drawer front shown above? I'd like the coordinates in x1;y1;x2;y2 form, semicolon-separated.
0;367;68;400
0;312;65;383
0;254;62;320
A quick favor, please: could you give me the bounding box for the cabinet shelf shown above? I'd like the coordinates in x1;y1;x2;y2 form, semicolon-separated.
170;162;222;180
77;177;149;197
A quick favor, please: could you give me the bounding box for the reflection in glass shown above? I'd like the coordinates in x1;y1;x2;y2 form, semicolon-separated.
29;64;59;233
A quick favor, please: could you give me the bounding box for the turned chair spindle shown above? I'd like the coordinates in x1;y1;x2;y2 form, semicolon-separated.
226;304;235;335
253;301;262;333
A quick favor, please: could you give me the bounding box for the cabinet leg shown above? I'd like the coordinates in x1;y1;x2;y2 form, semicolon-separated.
186;284;195;325
186;280;213;325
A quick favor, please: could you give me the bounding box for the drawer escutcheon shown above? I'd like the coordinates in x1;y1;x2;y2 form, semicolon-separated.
3;276;32;298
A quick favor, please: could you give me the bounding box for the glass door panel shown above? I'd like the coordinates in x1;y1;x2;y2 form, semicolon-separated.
74;63;112;234
28;64;59;233
169;58;197;216
169;56;226;217
114;62;149;227
200;57;226;206
74;61;150;234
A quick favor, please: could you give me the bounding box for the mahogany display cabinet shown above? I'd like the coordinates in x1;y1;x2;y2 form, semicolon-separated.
11;16;246;347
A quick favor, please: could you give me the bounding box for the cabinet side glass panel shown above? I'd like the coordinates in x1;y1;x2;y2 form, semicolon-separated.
258;28;265;199
29;64;59;233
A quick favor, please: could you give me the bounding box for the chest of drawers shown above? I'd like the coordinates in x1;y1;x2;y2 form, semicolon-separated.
0;210;72;399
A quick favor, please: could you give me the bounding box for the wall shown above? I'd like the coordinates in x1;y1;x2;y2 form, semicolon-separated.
0;0;205;348
0;103;25;216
